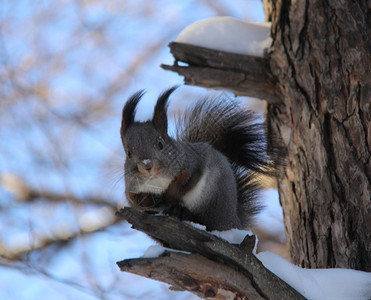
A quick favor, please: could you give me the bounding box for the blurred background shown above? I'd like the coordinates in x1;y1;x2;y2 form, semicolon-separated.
0;1;269;299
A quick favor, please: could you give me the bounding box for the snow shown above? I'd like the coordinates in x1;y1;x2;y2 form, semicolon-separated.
175;16;272;57
142;245;166;258
186;221;257;251
185;220;206;231
254;189;371;299
141;245;192;258
257;251;371;300
211;228;253;244
186;221;253;244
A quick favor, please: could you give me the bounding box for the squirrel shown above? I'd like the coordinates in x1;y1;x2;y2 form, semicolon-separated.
120;86;282;231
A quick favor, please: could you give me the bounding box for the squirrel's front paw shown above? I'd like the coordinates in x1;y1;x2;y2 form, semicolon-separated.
163;204;193;221
127;192;162;210
163;205;181;218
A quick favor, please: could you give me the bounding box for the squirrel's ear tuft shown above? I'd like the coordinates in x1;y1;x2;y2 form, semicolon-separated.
121;89;145;137
152;86;179;137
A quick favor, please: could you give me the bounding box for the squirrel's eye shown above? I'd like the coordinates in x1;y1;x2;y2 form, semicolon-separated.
157;141;163;150
127;151;132;158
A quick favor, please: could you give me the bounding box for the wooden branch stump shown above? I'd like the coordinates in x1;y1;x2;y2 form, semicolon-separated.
161;42;280;103
116;207;305;299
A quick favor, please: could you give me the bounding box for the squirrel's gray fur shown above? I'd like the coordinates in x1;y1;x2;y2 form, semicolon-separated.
120;86;281;231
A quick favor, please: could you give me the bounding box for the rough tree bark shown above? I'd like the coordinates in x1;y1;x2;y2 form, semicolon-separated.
263;0;370;271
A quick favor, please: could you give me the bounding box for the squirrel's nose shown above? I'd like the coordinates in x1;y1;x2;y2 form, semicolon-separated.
140;159;153;171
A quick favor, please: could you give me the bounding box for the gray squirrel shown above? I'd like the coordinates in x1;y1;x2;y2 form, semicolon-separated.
120;86;281;231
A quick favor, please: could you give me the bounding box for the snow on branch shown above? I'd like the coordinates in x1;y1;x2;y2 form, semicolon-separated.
116;207;304;299
175;17;272;57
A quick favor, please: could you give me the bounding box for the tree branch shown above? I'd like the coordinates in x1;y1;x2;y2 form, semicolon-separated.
116;207;304;299
161;42;280;103
119;251;265;299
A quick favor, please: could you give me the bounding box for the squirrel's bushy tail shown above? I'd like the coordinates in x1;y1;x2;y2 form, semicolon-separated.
176;97;282;175
176;96;284;227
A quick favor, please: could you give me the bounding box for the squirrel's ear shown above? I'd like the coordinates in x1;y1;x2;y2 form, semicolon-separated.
121;90;145;136
152;86;178;137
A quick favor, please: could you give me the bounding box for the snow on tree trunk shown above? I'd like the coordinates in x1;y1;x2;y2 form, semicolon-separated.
263;0;370;271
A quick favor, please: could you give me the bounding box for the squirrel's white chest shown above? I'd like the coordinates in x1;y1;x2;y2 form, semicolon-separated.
182;169;209;211
135;176;172;195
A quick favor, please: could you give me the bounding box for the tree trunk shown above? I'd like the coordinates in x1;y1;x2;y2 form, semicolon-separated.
263;0;370;271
